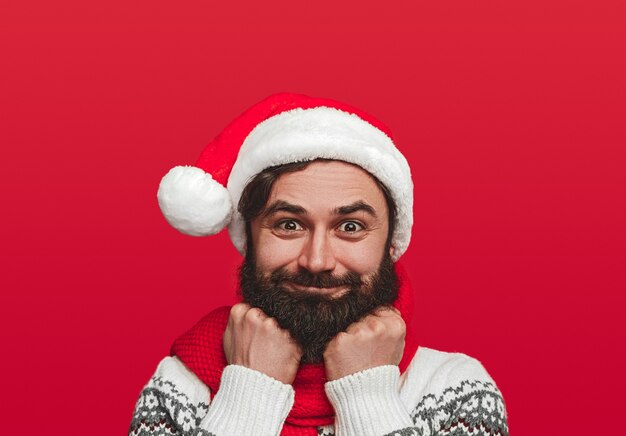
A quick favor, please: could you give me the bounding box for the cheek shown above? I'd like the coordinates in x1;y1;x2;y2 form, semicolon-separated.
334;241;385;275
253;232;302;270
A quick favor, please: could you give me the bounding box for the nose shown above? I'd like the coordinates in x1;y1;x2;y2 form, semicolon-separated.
297;230;337;273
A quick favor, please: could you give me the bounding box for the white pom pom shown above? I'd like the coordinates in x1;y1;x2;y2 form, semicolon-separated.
157;166;232;236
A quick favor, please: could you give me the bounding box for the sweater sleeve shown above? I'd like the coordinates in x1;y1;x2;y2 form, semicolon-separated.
325;365;414;436
129;357;294;436
324;353;509;436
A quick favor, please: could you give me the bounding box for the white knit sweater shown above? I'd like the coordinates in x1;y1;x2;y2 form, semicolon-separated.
130;347;508;436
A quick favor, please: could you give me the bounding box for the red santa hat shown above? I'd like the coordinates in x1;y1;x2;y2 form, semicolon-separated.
157;93;413;260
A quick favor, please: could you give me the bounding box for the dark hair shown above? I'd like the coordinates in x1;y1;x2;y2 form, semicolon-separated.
237;159;397;252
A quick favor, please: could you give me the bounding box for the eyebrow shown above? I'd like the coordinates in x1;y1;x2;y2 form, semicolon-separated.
262;200;378;218
333;201;377;217
263;200;308;217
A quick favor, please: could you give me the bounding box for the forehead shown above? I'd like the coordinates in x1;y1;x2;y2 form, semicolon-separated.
268;160;388;213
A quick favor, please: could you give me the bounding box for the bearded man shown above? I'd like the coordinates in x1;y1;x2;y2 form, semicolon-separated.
129;94;509;436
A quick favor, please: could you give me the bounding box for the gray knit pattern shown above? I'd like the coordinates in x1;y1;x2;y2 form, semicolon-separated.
320;427;420;436
131;377;507;436
386;430;422;436
409;380;509;436
129;376;213;436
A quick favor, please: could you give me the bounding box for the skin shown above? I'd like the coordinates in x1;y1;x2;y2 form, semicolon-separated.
223;160;406;383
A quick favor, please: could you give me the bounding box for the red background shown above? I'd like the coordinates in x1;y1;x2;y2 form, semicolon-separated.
1;1;624;434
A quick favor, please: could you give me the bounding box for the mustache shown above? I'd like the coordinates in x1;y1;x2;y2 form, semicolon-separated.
269;268;363;289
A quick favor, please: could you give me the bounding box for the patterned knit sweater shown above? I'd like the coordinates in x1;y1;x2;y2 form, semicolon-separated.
129;346;509;436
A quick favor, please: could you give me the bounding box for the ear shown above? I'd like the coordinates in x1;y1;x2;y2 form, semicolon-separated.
389;244;396;259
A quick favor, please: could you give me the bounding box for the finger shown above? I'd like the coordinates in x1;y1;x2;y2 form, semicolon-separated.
371;307;406;332
230;302;251;319
243;306;268;325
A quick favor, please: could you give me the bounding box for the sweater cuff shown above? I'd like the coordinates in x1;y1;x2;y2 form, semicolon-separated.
325;365;413;436
199;365;294;435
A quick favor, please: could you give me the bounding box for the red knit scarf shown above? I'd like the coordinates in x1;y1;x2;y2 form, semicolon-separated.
171;263;418;436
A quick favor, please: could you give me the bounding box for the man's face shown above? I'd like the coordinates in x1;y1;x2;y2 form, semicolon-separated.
240;160;398;363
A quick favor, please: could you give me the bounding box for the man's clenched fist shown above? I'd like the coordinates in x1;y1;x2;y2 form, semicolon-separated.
223;303;303;385
323;307;406;381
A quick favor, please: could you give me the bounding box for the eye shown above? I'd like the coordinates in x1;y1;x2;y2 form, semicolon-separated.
337;221;364;233
276;219;304;232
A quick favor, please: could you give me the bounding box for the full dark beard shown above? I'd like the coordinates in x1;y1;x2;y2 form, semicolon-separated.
239;253;399;364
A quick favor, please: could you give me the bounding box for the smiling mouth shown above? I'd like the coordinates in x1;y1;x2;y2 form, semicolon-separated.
285;282;349;298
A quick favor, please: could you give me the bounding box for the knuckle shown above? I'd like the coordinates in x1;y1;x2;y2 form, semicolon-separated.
243;307;264;323
345;324;362;339
367;318;385;334
390;317;406;335
353;327;369;341
229;303;248;320
230;303;250;313
262;316;279;330
334;331;349;344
